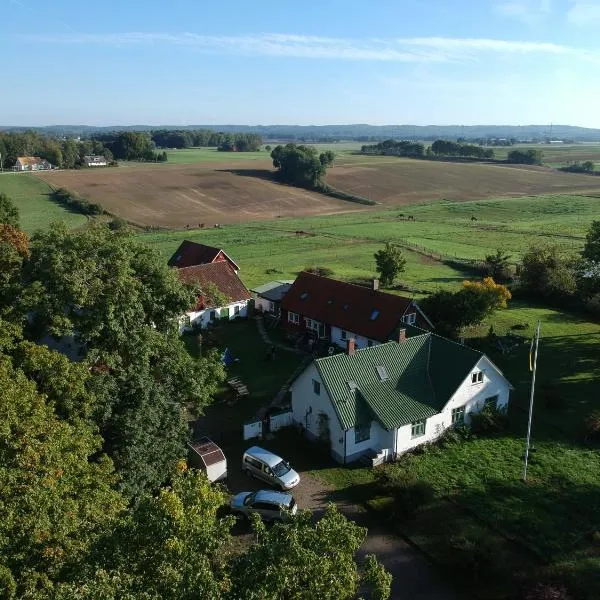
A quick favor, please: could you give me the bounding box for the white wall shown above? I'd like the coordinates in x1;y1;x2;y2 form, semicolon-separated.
179;300;249;333
255;296;275;313
291;364;346;462
330;326;378;349
394;355;511;455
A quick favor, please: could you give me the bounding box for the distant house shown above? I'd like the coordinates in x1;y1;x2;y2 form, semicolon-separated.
177;262;251;331
168;240;240;273
251;280;294;316
12;156;52;171
83;155;108;167
291;330;512;464
280;272;433;348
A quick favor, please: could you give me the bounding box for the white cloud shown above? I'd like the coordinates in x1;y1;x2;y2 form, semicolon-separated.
568;1;600;25
493;0;552;23
19;32;599;64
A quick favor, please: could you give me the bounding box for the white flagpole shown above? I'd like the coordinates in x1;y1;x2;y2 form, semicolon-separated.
523;320;540;482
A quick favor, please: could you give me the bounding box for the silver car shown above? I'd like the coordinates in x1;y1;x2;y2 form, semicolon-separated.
242;446;300;490
230;489;298;522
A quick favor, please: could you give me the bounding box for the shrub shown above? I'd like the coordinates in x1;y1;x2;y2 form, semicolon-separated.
265;268;283;275
522;582;572;600
52;187;104;216
374;469;435;518
511;322;530;330
303;265;334;277
469;403;509;435
108;217;129;231
584;410;600;440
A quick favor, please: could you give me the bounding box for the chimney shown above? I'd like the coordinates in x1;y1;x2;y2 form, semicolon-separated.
372;278;379;291
398;328;406;344
346;338;356;356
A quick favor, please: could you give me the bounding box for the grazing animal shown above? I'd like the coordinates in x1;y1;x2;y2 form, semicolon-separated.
471;216;478;222
408;215;415;221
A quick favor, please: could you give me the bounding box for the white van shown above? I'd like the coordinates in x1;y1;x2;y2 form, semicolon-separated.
242;446;300;490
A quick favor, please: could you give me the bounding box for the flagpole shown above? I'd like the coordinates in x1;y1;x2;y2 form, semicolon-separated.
523;320;540;482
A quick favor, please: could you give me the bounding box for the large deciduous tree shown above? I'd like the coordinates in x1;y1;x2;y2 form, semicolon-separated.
519;245;576;301
374;242;407;287
0;192;20;228
271;144;333;188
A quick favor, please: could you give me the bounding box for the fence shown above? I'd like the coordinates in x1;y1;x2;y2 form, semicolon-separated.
243;410;294;441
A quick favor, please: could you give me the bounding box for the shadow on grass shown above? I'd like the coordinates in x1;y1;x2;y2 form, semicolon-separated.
217;168;280;183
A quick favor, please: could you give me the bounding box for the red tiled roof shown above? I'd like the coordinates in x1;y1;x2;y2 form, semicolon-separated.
177;262;251;309
281;272;415;341
168;240;239;270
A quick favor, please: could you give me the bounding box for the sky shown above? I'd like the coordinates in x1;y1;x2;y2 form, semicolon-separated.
2;0;600;127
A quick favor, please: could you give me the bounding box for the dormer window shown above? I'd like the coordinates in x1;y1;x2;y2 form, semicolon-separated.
347;381;358;391
375;365;388;381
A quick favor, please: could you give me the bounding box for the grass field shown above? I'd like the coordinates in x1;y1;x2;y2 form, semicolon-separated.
164;147;272;164
489;143;600;168
0;173;88;233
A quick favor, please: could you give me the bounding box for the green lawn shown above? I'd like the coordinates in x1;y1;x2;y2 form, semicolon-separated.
0;173;88;233
163;146;272;164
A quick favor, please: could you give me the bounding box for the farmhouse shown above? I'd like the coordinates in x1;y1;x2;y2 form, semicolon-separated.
83;155;108;167
177;262;251;331
168;240;240;273
12;156;52;171
281;272;432;348
291;330;512;464
251;280;293;316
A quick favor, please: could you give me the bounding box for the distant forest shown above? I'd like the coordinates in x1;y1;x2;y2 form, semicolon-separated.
3;123;600;142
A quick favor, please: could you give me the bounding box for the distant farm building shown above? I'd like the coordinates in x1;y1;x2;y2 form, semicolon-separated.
83;155;108;167
12;156;52;171
168;240;240;273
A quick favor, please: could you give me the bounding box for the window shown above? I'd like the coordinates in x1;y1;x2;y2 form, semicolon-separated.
312;379;321;395
244;456;263;470
411;420;426;438
288;312;299;324
375;365;388;381
484;395;498;409
401;312;416;325
305;318;320;331
471;371;484;385
210;310;217;321
341;330;347;340
370;309;380;321
234;305;240;315
354;423;370;444
347;381;358;392
451;406;465;425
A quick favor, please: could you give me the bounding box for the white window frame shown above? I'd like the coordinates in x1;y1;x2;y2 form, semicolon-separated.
471;371;484;385
451;406;465;425
288;312;299;324
234;305;240;315
411;420;426;438
401;312;417;325
354;423;370;444
305;318;320;331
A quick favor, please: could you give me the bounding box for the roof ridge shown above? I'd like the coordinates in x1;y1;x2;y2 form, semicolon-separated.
301;271;411;299
429;331;483;356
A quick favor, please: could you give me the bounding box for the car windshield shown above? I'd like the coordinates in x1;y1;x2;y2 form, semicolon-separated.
272;460;291;477
244;492;256;506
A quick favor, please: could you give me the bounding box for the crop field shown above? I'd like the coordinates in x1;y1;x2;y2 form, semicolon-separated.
0;173;88;233
325;157;600;205
489;143;600;167
36;162;357;228
163;147;272;164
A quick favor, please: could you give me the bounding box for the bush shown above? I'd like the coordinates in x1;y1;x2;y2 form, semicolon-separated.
303;265;334;277
108;217;129;231
469;403;509;435
374;469;435;518
53;187;104;216
585;410;600;440
522;582;572;600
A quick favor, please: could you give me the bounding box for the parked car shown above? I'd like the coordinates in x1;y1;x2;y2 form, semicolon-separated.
242;446;300;490
230;489;297;522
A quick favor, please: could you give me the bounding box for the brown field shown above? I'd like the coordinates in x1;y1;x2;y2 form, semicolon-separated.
325;158;600;205
36;156;600;228
37;161;358;227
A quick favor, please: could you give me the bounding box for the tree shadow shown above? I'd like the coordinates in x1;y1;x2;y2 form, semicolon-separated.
217;168;280;184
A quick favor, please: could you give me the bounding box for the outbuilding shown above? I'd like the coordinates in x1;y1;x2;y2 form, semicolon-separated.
188;438;227;482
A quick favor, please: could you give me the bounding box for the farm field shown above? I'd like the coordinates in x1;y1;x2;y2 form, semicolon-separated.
143;194;600;288
33;152;600;228
0;173;88;233
163;146;272;164
35;162;357;228
489;143;600;167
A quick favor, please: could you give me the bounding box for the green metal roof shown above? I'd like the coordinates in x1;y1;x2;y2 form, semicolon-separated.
315;334;486;431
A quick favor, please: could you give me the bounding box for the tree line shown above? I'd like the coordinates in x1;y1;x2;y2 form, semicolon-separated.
0;131;114;169
0;193;391;600
151;129;263;151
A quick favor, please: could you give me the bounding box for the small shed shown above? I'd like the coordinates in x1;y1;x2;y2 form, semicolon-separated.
188;438;227;482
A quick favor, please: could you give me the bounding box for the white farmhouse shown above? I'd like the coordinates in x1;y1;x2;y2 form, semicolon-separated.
290;329;512;464
177;262;251;332
83;155;108;167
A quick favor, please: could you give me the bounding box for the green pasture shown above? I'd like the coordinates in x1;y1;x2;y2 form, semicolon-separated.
0;173;88;234
163;146;271;164
489;143;600;167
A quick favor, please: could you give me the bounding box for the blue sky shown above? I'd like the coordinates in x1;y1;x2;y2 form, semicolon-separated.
2;0;600;126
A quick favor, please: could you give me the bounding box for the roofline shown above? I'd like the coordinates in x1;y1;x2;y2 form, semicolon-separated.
219;250;240;271
412;300;435;329
479;354;515;390
313;359;349;432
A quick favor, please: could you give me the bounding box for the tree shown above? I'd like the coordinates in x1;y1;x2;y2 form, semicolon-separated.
520;245;576;301
319;150;335;167
374;242;406;287
0;356;123;596
421;278;511;338
582;220;600;263
265;144;272;151
484;248;512;281
507;149;542;165
271;144;329;188
0;193;20;227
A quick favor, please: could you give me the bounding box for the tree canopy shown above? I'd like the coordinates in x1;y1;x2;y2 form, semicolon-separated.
374;243;407;287
271;143;334;188
507;149;543;165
